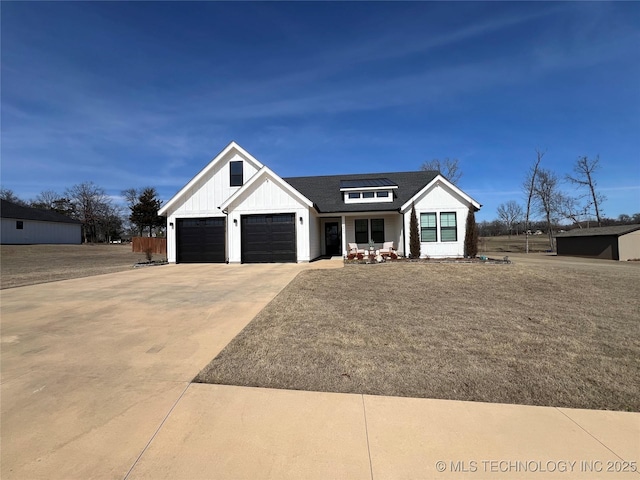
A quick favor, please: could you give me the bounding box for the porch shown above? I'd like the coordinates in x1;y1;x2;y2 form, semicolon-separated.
317;213;404;258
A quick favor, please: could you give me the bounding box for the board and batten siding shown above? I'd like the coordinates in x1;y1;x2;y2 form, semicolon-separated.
308;211;322;260
1;218;81;244
164;151;260;263
226;175;313;263
404;180;471;258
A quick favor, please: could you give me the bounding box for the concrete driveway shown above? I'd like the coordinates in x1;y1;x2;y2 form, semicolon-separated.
1;262;335;479
3;260;638;479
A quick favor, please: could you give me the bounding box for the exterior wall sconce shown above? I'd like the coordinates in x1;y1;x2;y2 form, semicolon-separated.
169;222;174;229
233;218;238;226
299;216;303;224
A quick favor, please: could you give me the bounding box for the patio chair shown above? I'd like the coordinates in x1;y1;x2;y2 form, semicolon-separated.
347;243;365;255
379;241;396;256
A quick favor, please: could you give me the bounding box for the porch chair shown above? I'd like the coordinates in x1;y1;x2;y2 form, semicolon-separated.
379;241;396;256
347;243;365;255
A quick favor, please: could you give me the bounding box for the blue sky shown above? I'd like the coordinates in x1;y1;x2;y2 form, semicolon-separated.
2;1;639;222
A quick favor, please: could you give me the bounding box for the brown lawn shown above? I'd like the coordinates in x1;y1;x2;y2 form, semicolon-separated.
0;244;154;289
196;257;640;411
479;234;552;254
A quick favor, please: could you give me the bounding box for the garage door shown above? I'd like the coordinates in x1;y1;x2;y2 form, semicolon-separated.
241;214;296;263
176;218;225;263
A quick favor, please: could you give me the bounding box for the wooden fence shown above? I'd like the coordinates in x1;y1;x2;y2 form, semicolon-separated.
132;237;167;255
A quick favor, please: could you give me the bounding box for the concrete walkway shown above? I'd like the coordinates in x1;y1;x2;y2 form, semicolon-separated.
2;261;638;479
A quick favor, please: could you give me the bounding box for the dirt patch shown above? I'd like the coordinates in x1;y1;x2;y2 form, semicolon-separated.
196;259;640;411
0;244;157;289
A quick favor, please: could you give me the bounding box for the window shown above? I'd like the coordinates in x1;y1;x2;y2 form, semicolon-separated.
355;219;368;243
376;191;389;198
440;212;457;242
420;213;436;242
362;192;375;199
230;161;243;187
16;221;24;230
348;192;361;199
371;219;384;243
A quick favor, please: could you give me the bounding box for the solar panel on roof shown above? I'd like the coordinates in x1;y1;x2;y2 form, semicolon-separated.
339;178;397;188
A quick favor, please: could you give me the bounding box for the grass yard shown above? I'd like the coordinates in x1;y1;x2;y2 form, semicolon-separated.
0;244;154;289
196;258;640;411
479;234;552;254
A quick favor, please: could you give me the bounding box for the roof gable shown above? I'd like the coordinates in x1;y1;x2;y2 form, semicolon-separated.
284;171;440;213
0;199;81;224
158;141;263;216
220;166;313;211
400;175;481;212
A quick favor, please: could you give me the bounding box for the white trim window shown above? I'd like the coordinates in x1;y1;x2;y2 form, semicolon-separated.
440;212;457;242
343;189;394;204
420;213;437;242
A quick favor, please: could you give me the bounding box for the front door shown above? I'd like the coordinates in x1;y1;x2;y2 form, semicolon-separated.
325;222;341;256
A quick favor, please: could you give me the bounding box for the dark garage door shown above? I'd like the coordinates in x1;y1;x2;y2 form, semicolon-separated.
241;214;296;263
176;218;225;263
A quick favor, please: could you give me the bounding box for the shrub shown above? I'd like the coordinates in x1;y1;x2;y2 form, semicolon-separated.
464;203;479;258
144;247;153;262
409;203;421;258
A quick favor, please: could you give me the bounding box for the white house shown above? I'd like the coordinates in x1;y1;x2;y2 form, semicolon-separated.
1;199;81;245
159;142;481;263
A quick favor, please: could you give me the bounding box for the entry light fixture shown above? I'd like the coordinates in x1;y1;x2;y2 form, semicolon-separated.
169;222;174;229
233;218;238;226
299;216;303;225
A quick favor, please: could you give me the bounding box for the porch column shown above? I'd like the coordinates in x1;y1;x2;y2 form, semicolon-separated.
341;215;347;256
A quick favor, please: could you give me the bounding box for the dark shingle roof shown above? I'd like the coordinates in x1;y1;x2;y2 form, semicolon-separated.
555;224;640;237
0;199;81;224
339;178;397;189
284;171;439;213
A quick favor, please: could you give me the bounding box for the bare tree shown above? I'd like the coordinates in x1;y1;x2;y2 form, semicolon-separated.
421;158;462;185
497;201;523;238
66;182;112;243
122;188;138;208
30;190;61;210
0;188;28;206
523;149;544;253
122;188;143;236
533;168;561;251
557;194;589;228
566;156;606;227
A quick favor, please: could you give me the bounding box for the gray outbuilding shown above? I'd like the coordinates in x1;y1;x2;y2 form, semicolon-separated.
555;224;640;261
1;199;81;245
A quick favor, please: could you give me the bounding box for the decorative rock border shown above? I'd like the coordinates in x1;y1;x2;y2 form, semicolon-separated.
133;260;169;268
344;256;512;265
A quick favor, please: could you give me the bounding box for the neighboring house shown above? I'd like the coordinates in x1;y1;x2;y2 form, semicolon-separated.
158;142;481;263
555;224;640;261
0;199;81;245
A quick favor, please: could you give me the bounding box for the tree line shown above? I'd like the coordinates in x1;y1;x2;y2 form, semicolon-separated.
0;184;164;243
499;152;638;252
422;153;638;252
